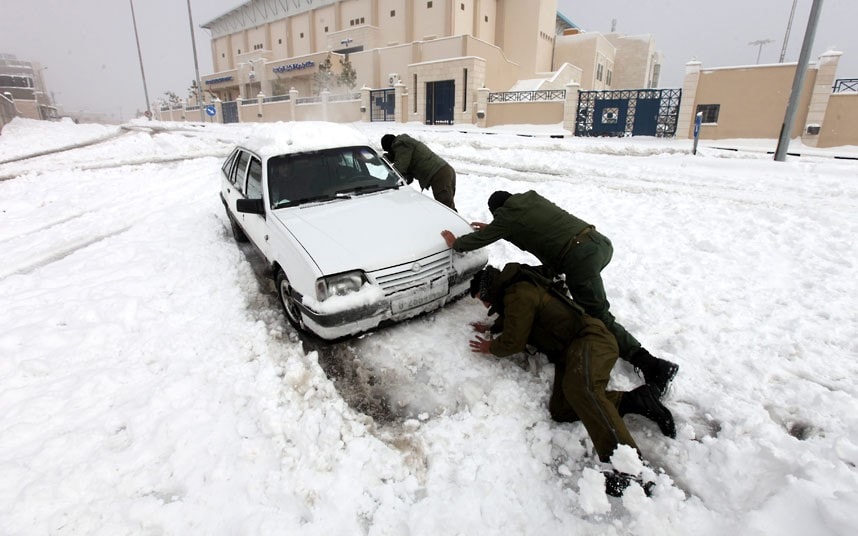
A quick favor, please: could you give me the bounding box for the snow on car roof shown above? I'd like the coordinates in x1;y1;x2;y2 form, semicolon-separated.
239;121;373;158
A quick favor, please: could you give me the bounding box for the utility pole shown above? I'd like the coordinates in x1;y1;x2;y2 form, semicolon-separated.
749;39;775;64
775;0;824;162
129;0;151;118
186;0;205;122
780;0;799;62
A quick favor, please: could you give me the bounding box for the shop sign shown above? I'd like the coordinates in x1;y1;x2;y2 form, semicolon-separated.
273;61;315;74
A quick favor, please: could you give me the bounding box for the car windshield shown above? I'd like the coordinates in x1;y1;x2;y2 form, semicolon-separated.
268;146;400;209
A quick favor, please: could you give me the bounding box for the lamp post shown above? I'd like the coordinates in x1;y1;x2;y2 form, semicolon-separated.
129;0;151;118
749;39;774;64
775;0;824;161
186;0;204;121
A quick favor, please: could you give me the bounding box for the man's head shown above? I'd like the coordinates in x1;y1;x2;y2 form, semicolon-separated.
488;191;512;215
381;134;396;152
469;266;500;305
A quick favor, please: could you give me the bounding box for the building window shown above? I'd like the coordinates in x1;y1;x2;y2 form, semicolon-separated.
222;53;225;58
696;104;720;124
485;15;489;22
413;74;418;113
461;3;465;9
278;39;282;44
390;10;395;16
238;49;241;54
325;26;328;32
463;68;468;112
361;17;365;23
596;64;604;81
606;69;612;86
427;1;433;8
300;32;304;38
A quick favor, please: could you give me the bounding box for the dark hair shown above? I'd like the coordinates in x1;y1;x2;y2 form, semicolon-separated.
381;134;396;152
488;191;512;214
470;266;499;302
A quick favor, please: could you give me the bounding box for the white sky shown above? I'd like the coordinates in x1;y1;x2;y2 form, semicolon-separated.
0;0;855;120
1;117;857;533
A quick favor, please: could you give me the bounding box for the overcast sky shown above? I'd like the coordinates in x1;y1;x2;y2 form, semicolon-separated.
0;0;854;121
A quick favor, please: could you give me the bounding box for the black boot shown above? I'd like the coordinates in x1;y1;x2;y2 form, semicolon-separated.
603;470;655;497
619;384;677;438
626;347;678;397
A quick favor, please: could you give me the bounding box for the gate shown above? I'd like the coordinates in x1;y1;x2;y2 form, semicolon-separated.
370;89;395;121
425;80;455;125
222;101;239;124
576;88;681;137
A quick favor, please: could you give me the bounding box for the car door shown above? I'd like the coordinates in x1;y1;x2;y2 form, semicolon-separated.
222;148;249;223
239;154;271;259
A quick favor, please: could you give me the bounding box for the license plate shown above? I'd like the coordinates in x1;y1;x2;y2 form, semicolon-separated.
391;278;449;313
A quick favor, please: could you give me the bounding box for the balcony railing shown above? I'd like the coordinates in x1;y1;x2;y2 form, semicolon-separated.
488;90;566;103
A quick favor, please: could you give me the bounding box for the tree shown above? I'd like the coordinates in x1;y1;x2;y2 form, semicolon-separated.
338;55;357;91
313;54;337;94
187;80;201;104
163;91;182;108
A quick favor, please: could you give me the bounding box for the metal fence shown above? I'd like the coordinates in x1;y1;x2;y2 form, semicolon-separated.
488;90;566;103
833;79;858;93
263;94;291;104
328;92;361;102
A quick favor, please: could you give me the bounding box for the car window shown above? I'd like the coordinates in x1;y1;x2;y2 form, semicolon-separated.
222;148;239;178
232;150;251;194
246;157;263;199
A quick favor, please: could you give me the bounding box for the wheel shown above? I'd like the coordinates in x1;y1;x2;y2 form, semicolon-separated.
276;269;306;331
228;213;248;243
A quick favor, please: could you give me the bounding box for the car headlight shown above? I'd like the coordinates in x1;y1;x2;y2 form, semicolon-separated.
315;270;367;301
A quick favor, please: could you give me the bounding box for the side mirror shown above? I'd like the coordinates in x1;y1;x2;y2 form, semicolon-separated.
236;198;265;215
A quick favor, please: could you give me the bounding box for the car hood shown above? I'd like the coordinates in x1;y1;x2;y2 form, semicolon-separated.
272;188;475;274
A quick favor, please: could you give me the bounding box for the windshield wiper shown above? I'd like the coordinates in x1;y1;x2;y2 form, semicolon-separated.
275;192;350;208
334;183;399;195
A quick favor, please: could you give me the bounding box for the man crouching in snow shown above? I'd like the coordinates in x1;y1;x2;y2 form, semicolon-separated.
467;263;676;497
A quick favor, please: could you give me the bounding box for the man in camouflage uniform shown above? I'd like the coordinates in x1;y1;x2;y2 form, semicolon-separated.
468;263;676;496
442;189;678;396
381;133;457;210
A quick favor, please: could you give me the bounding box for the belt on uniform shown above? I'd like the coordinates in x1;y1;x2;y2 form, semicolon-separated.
559;225;595;261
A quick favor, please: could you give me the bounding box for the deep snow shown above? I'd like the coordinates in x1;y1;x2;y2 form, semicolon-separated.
1;117;857;535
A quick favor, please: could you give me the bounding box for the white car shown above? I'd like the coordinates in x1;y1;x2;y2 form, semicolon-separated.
220;122;487;340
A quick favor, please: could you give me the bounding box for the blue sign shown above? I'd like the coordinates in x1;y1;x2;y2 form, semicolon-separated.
205;105;216;117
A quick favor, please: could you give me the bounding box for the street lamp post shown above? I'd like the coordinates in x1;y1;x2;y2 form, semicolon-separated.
749;39;774;64
186;0;205;121
775;0;824;161
129;0;151;118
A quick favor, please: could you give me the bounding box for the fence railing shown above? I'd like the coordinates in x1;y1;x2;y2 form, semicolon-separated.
488;90;566;103
832;79;858;93
263;94;291;104
295;96;322;105
328;92;361;103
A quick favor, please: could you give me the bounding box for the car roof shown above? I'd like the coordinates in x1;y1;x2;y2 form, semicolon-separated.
238;121;375;159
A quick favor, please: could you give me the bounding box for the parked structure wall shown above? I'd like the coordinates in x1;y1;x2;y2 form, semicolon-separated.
676;52;856;148
818;93;858;148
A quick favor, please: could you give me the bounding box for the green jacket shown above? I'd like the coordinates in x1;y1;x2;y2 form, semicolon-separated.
389;134;449;190
487;264;592;360
452;191;592;269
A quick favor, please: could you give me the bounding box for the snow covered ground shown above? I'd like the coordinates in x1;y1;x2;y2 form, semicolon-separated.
1;117;857;535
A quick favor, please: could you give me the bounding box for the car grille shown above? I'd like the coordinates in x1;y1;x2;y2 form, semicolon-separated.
370;251;451;296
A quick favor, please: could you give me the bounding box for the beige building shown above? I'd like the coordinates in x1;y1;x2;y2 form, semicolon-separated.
197;0;658;125
0;53;57;130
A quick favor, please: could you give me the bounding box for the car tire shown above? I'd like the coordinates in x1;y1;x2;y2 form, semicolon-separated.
228;213;249;243
276;269;306;332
